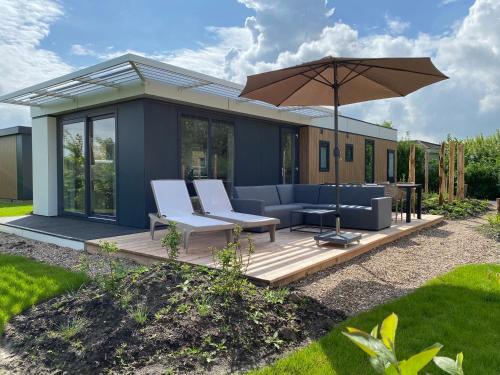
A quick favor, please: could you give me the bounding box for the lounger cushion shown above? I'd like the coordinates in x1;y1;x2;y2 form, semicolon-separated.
276;184;294;204
233;185;280;206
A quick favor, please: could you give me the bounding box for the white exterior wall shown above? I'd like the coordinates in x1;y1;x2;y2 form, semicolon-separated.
32;116;58;216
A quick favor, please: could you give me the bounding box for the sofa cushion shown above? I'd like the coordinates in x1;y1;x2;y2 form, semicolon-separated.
339;185;384;206
293;184;320;204
318;185;336;204
263;203;304;228
276;184;294;204
264;203;304;214
233;185;280;206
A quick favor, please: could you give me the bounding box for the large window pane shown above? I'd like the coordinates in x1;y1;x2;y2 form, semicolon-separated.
90;117;116;217
211;120;234;187
63;122;86;214
181;116;209;181
365;139;375;183
281;130;296;184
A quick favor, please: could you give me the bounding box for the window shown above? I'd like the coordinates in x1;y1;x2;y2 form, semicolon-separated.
387;149;395;183
319;141;330;172
365;139;375;183
345;143;354;162
181;115;234;191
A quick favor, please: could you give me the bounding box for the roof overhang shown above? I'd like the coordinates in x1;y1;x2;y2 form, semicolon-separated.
0;54;336;125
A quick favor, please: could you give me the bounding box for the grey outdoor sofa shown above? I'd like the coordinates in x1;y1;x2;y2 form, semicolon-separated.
231;184;392;231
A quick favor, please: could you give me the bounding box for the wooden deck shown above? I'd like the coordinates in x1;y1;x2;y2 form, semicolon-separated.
86;214;443;286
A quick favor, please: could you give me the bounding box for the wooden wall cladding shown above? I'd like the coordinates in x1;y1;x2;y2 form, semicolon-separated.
0;135;18;199
299;126;397;184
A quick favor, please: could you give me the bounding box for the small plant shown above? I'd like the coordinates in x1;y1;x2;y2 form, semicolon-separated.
129;305;148;325
343;313;465;374
263;287;289;304
119;291;133;309
154;306;172;320
58;317;87;340
176;303;190;314
479;213;500;241
264;331;284;349
211;226;256;300
195;298;211;317
161;222;182;260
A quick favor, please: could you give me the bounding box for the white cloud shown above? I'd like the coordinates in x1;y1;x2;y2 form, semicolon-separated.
384;14;410;35
1;0;498;142
440;0;460;6
0;0;72;128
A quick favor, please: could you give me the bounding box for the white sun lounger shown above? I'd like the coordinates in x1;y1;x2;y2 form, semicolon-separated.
149;180;235;251
193;179;280;242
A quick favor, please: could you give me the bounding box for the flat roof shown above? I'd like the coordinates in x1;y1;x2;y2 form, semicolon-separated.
0;54;335;120
0;126;31;137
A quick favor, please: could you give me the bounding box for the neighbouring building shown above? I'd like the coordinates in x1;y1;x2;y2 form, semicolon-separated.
0;126;32;200
0;54;397;228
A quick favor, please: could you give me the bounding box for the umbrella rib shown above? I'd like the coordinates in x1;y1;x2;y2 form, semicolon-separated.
276;74;322;107
339;66;372;86
309;65;333;86
299;73;332;87
345;62;448;79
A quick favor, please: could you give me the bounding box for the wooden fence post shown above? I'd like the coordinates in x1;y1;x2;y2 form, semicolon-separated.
438;143;445;205
457;144;465;200
424;151;429;193
409;144;416;183
448;141;455;203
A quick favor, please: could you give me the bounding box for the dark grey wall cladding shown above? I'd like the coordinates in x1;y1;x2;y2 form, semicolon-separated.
234;118;280;186
18;133;33;200
143;99;179;220
116;100;146;227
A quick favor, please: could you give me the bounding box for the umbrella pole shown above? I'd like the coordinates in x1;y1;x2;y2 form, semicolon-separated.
333;66;341;235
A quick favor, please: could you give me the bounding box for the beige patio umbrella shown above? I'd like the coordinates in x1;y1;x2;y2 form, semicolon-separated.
239;56;448;244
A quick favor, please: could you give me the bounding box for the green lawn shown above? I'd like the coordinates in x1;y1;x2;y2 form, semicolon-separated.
251;264;500;375
0;254;87;334
0;201;33;217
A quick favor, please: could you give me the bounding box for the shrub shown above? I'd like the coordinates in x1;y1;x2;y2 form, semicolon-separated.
479;214;500;241
161;222;182;260
465;163;500;200
422;193;490;219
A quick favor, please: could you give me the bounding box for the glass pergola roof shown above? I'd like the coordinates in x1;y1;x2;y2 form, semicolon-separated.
0;54;334;120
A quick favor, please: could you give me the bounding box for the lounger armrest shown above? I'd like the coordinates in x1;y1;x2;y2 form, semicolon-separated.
230;199;265;216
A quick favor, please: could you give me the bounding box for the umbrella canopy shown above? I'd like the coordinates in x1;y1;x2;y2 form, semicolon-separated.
239;56;448;239
239;56;448;106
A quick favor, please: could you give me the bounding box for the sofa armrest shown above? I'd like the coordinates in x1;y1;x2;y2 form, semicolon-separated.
231;199;265;216
371;197;392;229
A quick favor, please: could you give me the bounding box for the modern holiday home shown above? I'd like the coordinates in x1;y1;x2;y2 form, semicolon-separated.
0;54;397;228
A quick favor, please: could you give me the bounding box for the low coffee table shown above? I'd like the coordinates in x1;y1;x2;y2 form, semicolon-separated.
290;209;336;234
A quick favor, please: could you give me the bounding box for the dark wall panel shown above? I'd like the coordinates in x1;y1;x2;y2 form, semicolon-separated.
234;118;280;187
116;100;146;227
143;99;179;218
17;134;32;200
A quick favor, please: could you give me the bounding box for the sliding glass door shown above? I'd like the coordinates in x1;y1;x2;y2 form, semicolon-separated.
61;116;116;219
90;117;116;217
281;128;299;184
181;115;234;193
62;121;86;214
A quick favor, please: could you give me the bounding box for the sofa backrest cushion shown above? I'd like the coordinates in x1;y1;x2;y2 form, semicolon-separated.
294;184;320;204
276;184;294;204
233;185;280;206
339;185;385;206
318;185;336;204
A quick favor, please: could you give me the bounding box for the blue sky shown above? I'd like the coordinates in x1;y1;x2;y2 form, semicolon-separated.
0;0;498;141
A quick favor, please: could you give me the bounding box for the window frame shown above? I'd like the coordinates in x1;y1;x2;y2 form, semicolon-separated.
319;140;330;172
345;143;354;162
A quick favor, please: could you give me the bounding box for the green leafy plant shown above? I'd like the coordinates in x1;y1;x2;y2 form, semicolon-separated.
263;288;289;304
161;222;182;260
343;313;464;375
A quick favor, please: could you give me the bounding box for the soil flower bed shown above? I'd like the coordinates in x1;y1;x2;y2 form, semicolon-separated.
3;261;344;374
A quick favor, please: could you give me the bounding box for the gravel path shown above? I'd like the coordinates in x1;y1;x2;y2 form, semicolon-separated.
292;212;499;316
0;233;137;277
